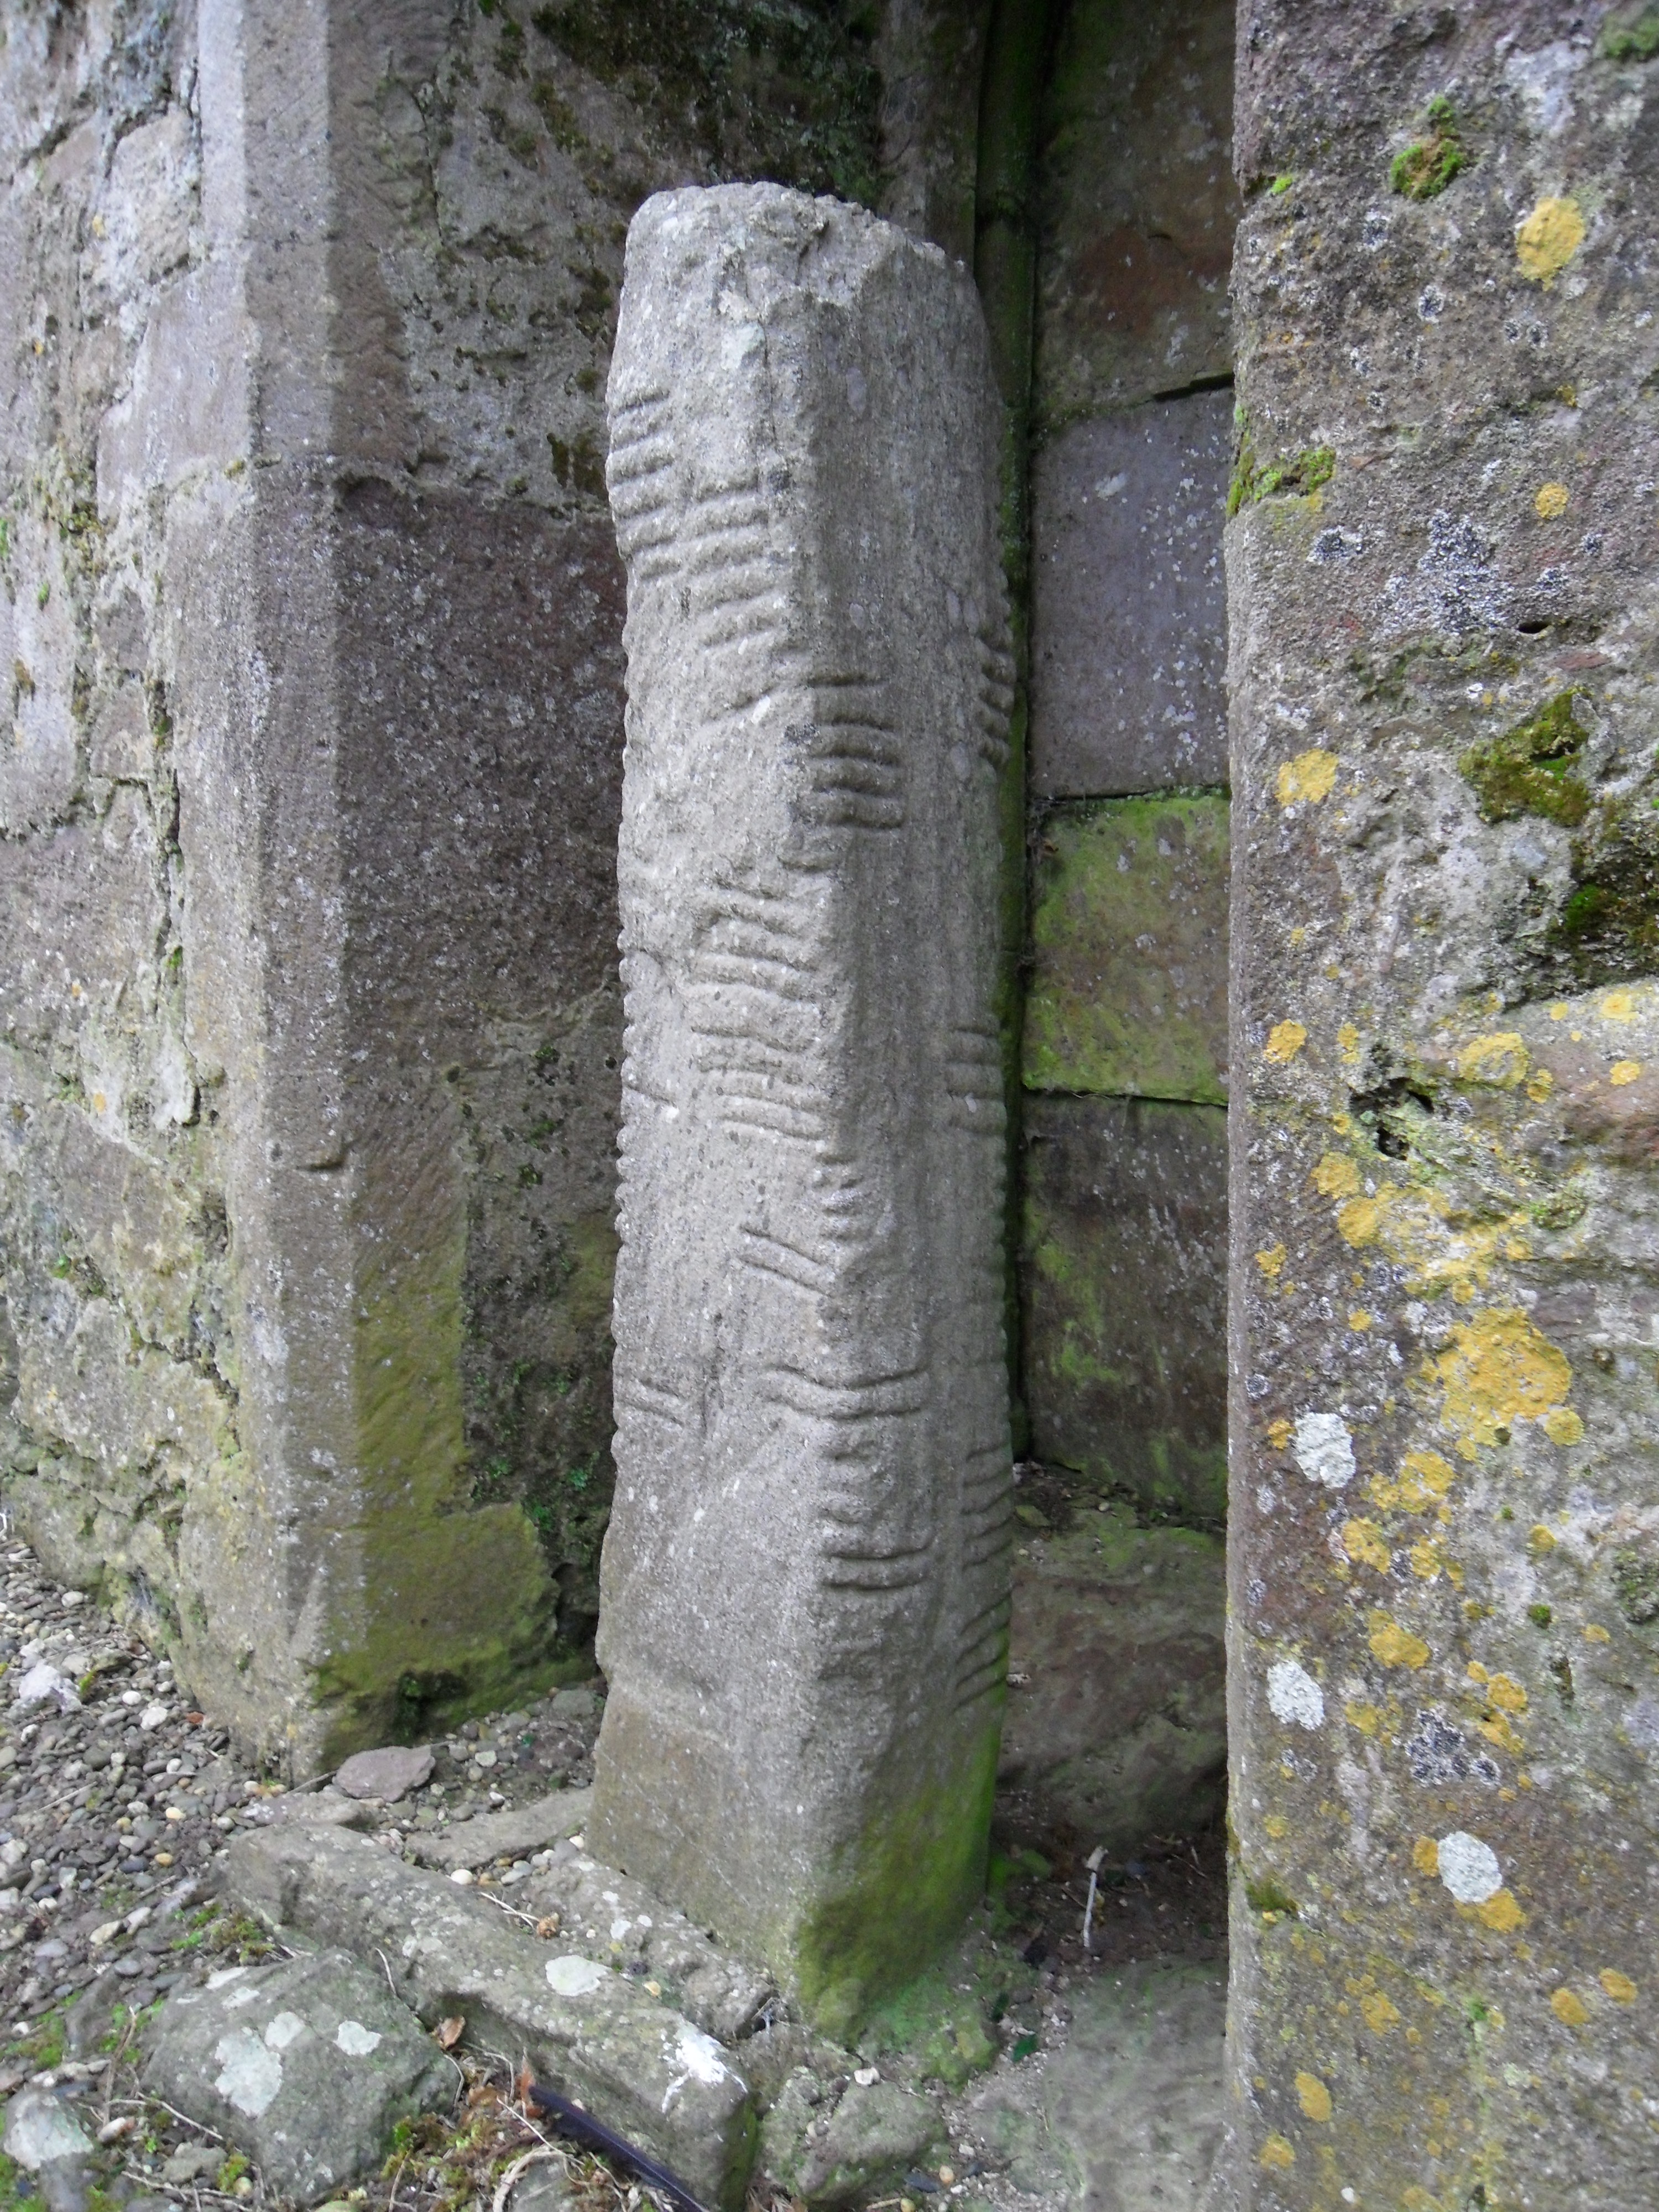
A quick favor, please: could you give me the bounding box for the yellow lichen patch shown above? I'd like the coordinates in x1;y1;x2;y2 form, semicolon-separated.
1524;1070;1553;1103
1516;195;1586;285
1361;1989;1401;2033
1478;1888;1525;1933
1600;990;1639;1022
1370;1614;1430;1668
1313;1152;1363;1201
1599;1969;1637;2005
1348;1308;1373;1331
1527;1524;1557;1555
1434;1307;1573;1449
1486;1674;1528;1712
1264;1814;1289;1839
1478;1710;1525;1756
1337;1022;1361;1062
1467;1660;1489;1684
1342;1519;1391;1572
1413;1835;1441;1877
1533;481;1570;519
1345;1700;1381;1736
1255;1243;1287;1280
1259;2135;1296;2171
1455;1032;1530;1088
1541;1406;1584;1446
1277;748;1339;805
1582;1622;1611;1644
1295;2073;1333;2122
1265;1020;1308;1065
1550;1002;1570;1020
1610;1060;1641;1087
1267;1417;1293;1449
1550;1987;1590;2027
1408;1535;1462;1585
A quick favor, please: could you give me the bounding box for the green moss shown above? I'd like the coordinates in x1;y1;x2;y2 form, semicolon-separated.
1527;1602;1553;1629
1601;8;1659;60
1228;435;1334;517
1244;1874;1299;1918
1460;690;1590;826
794;1720;1000;2038
854;1956;1000;2088
1390;96;1467;201
1613;1547;1659;1626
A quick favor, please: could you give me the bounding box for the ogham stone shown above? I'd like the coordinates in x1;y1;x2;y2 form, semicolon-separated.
592;185;1014;2034
1224;13;1659;2211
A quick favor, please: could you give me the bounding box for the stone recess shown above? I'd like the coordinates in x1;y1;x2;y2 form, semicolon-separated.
143;1948;454;2204
1024;792;1230;1102
592;184;1013;2033
1029;394;1233;799
1224;11;1659;2208
1000;1506;1226;1853
1021;1095;1227;1521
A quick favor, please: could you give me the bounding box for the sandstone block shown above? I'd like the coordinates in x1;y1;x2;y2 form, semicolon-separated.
226;1825;754;2210
1029;394;1232;799
592;184;1013;2034
1023;793;1229;1100
1020;1095;1227;1520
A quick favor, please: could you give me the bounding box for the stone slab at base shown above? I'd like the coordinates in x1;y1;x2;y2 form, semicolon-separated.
405;1788;591;1871
143;1948;453;2205
225;1826;754;2211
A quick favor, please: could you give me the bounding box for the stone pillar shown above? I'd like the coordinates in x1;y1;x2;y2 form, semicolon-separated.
592;185;1014;2034
1225;11;1659;2207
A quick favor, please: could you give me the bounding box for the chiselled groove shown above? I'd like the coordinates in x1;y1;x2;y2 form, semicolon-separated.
766;1368;928;1419
719;1102;826;1142
743;1230;845;1292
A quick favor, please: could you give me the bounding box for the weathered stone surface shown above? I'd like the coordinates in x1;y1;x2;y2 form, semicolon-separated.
1223;15;1659;2206
593;185;1013;2034
333;1745;433;1804
143;1948;453;2204
1034;0;1238;426
3;2086;93;2172
1021;1095;1227;1520
1000;1506;1226;1854
1029;395;1232;799
1024;794;1230;1100
758;2070;941;2206
272;1790;372;1833
963;1961;1225;2210
226;1825;754;2211
406;1787;590;1871
519;1841;774;2044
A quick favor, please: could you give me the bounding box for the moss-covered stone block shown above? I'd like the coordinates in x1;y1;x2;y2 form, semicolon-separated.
1020;1093;1226;1520
1023;794;1229;1103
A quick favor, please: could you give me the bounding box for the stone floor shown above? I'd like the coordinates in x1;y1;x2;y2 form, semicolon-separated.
0;1535;1229;2211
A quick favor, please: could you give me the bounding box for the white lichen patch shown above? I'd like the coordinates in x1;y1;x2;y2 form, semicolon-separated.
661;2018;731;2111
1293;1411;1356;1489
1437;1830;1503;1905
1267;1658;1326;1730
213;2027;284;2117
335;2020;382;2057
264;2012;306;2052
545;1954;609;1996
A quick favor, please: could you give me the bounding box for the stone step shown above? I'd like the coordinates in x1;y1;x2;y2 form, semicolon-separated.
225;1825;754;2211
405;1787;592;1871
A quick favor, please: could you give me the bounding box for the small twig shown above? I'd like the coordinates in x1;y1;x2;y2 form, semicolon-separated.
149;2098;227;2143
471;1887;541;1930
374;1947;400;2001
491;2146;570;2212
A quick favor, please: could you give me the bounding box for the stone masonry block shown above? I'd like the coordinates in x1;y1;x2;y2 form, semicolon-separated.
227;1825;754;2211
592;185;1013;2036
1021;1094;1225;1522
1029;392;1232;799
1023;791;1229;1102
999;1507;1225;1854
1034;0;1238;427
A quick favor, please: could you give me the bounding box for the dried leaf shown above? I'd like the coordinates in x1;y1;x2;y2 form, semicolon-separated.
535;1915;561;1939
436;2016;465;2051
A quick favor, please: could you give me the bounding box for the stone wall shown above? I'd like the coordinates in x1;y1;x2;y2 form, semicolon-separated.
1224;5;1659;2202
0;0;886;1768
1000;0;1238;1850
